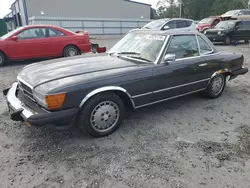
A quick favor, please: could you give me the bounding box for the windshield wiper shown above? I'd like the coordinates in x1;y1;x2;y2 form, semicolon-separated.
126;56;152;63
117;52;141;55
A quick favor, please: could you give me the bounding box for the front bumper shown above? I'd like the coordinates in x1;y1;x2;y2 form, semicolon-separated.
4;82;79;130
206;35;225;42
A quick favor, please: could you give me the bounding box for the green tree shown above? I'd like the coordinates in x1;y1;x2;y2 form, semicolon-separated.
154;0;249;20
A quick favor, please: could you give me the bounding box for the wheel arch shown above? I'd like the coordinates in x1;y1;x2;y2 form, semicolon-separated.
207;69;231;87
79;86;136;110
0;50;8;59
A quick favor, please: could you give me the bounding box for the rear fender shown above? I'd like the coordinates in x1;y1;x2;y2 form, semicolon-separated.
206;69;231;87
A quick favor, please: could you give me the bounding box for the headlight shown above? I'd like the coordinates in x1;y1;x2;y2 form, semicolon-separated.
218;31;222;35
33;86;66;110
33;87;47;107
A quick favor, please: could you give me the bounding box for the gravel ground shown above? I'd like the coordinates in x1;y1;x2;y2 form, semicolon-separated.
0;39;250;188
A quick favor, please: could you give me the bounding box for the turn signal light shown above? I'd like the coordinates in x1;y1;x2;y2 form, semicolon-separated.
46;93;66;110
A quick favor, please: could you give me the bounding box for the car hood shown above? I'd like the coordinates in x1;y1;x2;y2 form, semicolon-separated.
18;54;139;88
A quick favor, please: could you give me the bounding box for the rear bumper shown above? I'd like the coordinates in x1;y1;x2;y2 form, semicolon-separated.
4;82;79;130
230;67;249;80
231;67;249;76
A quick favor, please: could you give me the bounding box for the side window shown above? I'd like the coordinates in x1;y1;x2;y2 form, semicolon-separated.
177;20;187;28
166;35;199;59
237;22;245;29
213;19;220;26
197;36;213;54
185;20;192;27
244;21;250;29
242;10;250;15
164;20;177;30
49;28;65;37
18;28;46;39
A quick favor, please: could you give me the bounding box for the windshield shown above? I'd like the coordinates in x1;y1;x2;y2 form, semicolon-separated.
142;20;167;29
199;18;213;24
109;33;166;63
0;27;24;40
215;21;236;29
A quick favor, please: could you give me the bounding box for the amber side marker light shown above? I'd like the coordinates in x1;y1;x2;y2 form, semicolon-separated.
46;93;66;110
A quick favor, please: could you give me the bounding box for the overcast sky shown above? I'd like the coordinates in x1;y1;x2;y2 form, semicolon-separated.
0;0;159;18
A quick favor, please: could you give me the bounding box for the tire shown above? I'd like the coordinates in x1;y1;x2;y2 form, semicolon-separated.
0;52;6;67
205;74;226;99
77;93;125;137
63;45;80;57
224;36;231;45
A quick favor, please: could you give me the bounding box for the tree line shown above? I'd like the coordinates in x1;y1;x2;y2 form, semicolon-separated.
151;0;249;20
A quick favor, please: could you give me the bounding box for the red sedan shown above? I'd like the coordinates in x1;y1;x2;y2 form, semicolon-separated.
0;25;92;66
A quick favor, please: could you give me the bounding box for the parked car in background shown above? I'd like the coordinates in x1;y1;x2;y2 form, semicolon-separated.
196;16;222;33
0;25;92;66
140;18;197;32
4;30;248;137
204;20;250;45
221;9;250;20
194;20;200;24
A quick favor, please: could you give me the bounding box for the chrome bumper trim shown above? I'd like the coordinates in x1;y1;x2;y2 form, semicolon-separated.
7;82;34;120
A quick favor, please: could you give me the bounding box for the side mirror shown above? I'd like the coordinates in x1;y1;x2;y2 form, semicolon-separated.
163;54;176;63
10;36;18;41
163;25;170;30
235;26;239;30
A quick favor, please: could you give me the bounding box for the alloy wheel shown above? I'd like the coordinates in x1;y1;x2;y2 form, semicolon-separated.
90;101;120;132
211;75;224;95
67;48;78;57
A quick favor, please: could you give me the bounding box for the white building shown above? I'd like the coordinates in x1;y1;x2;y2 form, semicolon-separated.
5;0;152;34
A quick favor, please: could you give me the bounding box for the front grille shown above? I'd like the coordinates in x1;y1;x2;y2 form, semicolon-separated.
18;81;35;101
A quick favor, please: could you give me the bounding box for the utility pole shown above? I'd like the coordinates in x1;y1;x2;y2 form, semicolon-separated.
179;0;182;18
248;0;250;9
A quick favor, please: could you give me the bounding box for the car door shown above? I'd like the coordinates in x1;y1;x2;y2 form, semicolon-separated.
196;35;220;79
6;27;48;59
233;21;247;41
43;27;67;57
244;21;250;40
151;34;209;102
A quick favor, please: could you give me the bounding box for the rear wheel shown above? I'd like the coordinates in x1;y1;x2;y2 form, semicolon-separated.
0;52;6;67
77;93;125;137
224;36;231;45
63;45;80;57
205;74;226;99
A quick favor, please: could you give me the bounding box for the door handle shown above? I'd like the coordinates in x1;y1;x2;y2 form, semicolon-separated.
199;63;207;67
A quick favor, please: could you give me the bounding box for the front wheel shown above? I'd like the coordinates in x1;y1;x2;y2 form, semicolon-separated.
77;93;125;137
0;52;6;67
204;74;226;99
224;36;231;45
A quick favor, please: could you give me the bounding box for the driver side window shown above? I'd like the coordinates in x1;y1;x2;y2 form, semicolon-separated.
18;28;46;39
164;20;177;30
166;35;199;59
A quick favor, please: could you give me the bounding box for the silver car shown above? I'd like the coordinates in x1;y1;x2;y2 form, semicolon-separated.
140;18;197;32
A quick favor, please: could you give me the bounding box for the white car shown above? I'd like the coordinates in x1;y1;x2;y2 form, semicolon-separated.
140;18;197;32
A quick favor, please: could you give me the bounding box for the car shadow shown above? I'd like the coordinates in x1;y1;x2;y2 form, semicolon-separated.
18;92;209;149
